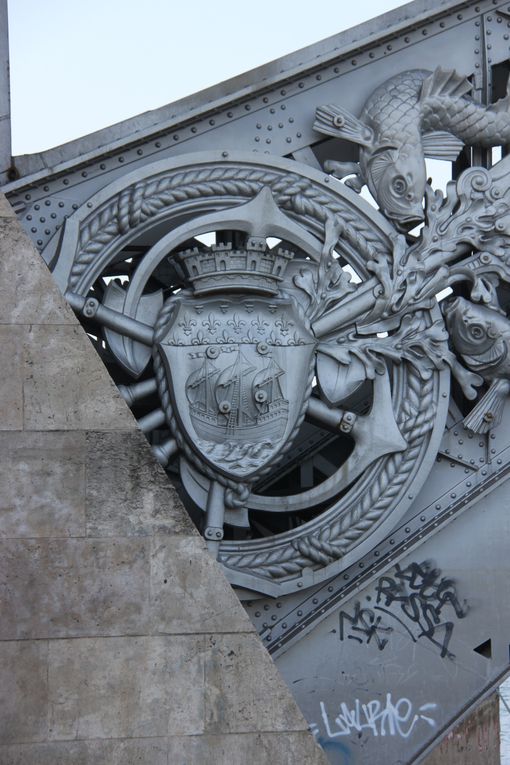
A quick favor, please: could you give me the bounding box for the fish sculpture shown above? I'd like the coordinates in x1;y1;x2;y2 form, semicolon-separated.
314;68;510;230
444;297;510;433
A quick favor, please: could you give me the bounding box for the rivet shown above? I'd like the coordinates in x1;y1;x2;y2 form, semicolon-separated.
389;539;395;545
351;59;357;66
466;481;472;487
369;52;375;58
439;21;445;28
255;136;260;142
37;239;43;246
316;74;322;80
334;67;339;73
267;125;272;131
270;107;276;114
72;204;78;210
405;527;410;533
81;171;87;177
34;204;40;210
282;623;287;629
422;29;428;35
328;586;333;592
497;459;502;465
58;202;64;208
209;119;215;125
39;216;45;222
276;602;282;608
44;228;50;235
359;561;364;567
87;202;92;208
255;611;260;617
297;582;303;587
289;117;294;123
191;127;197;133
118;156;124;163
482;469;487;476
222;151;229;157
457;13;462;19
297;610;303;616
451;493;456;499
26;214;32;220
100;163;106;169
25;194;31;200
266;138;271;144
30;227;36;233
43;185;49;192
245;104;251;111
227;111;233;117
313;598;318;604
405;36;410;42
374;551;380;557
421;515;426;521
262;97;268;103
278;122;284;128
256;123;261;129
286;137;292;143
281;104;286;110
343;574;349;580
271;615;277;621
137;148;143;155
387;44;392;50
299;81;305;88
297;132;302;138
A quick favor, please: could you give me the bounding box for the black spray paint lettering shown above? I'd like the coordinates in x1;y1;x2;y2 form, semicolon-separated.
375;561;468;658
315;694;438;739
339;561;468;658
339;601;393;650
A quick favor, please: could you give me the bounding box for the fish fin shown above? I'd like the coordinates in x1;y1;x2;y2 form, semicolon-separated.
422;131;464;160
324;160;360;178
314;104;374;146
345;174;365;193
463;378;510;433
367;146;397;186
421;67;472;102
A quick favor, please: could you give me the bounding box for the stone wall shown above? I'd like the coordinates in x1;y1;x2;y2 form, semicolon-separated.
0;194;327;764
422;694;500;765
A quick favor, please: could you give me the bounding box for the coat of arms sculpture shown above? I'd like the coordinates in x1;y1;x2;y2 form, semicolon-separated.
47;65;510;597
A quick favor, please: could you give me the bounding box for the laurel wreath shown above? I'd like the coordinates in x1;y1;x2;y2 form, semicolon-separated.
66;158;439;585
220;366;435;578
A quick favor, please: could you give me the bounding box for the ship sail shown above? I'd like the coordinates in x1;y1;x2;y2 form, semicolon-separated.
215;349;256;427
253;357;285;404
186;357;219;413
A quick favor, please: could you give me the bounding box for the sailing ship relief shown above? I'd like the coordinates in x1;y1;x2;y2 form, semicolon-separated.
158;296;316;480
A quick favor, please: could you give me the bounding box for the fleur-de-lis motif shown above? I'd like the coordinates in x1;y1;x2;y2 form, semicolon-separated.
202;313;221;333
191;330;208;345
178;315;197;335
275;314;293;335
252;315;270;333
218;329;235;344
227;314;246;333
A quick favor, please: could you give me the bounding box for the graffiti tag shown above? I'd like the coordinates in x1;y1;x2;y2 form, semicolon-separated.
313;694;437;740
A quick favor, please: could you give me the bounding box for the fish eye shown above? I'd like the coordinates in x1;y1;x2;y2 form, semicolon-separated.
391;176;407;196
468;324;485;339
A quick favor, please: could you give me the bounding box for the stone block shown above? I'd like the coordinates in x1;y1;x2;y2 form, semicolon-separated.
23;324;133;430
166;732;328;764
0;325;23;430
0;538;150;639
0;431;86;538
204;633;307;734
48;636;205;740
0;641;48;743
0;215;76;324
85;430;193;537
0;738;168;765
150;535;253;634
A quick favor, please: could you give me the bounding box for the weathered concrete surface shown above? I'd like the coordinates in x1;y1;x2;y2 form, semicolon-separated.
421;693;500;765
0;193;327;763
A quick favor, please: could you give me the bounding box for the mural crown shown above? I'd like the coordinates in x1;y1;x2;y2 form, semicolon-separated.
176;237;294;295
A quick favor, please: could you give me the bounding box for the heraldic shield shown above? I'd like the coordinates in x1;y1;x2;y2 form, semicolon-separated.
157;293;316;481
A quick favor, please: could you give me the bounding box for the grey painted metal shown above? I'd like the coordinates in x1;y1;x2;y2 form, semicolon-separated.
5;1;510;763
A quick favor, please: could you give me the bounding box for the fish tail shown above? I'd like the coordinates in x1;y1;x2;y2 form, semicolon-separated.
420;67;472;102
463;378;510;433
313;104;373;145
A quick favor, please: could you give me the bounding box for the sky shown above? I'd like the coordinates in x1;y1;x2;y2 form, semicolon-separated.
7;0;406;155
